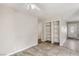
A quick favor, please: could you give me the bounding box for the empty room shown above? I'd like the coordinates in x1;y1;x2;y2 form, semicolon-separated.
0;3;79;56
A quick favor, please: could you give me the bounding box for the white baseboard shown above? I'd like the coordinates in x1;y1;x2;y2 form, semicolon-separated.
6;43;38;56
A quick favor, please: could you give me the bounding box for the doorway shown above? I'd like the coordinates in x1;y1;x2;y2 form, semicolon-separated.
64;21;79;51
67;22;79;40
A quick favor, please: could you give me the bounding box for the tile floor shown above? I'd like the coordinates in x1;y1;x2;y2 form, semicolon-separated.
11;42;79;56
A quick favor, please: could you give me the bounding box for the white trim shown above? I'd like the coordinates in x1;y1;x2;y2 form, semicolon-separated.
6;43;38;56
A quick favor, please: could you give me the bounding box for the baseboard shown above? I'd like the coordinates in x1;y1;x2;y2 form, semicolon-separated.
6;43;38;56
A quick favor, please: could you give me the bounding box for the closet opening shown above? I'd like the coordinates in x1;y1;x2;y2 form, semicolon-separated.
53;21;60;45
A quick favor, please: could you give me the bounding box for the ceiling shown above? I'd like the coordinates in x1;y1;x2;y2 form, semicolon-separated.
0;3;79;20
35;3;79;19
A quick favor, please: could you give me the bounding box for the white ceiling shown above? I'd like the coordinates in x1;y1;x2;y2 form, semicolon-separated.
0;3;79;20
35;3;79;19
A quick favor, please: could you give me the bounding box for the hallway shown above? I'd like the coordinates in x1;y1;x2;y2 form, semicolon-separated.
12;42;79;56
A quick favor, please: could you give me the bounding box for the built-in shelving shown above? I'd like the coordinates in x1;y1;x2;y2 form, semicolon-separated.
53;21;59;43
46;22;51;41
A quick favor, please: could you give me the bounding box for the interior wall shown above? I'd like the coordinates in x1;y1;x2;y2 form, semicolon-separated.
38;18;44;42
38;22;42;39
60;20;67;46
0;6;38;55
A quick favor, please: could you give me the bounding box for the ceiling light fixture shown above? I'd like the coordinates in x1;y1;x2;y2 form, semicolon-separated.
24;3;40;11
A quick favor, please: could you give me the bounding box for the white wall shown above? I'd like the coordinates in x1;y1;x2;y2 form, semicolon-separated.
0;6;38;55
59;20;67;46
38;22;43;39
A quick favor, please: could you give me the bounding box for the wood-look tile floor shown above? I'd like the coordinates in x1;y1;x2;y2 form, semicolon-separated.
64;39;79;52
11;42;79;56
